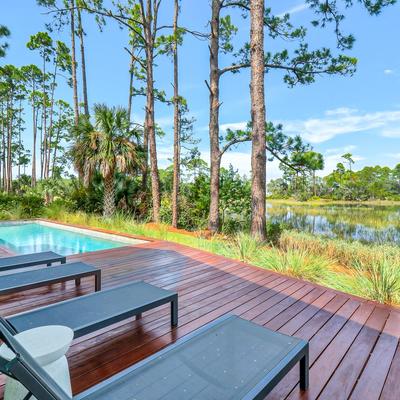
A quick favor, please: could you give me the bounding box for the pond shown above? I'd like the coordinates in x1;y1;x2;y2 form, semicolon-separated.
266;202;400;245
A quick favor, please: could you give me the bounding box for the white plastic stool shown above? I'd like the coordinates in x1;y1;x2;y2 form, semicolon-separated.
0;325;74;400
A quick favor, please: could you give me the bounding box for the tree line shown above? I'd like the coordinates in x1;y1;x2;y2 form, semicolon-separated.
268;154;400;201
0;0;396;241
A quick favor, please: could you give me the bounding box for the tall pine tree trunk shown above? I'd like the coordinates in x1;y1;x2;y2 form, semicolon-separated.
103;172;116;217
31;103;37;187
40;111;44;180
45;63;57;179
41;53;48;181
141;0;161;222
146;55;161;222
0;103;3;191
51;126;61;177
1;101;6;192
77;7;89;116
171;0;180;228
250;0;267;241
70;0;79;125
2;128;5;191
208;0;222;233
6;96;13;192
127;42;135;125
18;100;22;179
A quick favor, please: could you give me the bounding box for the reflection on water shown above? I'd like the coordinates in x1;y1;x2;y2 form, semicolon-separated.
266;203;400;245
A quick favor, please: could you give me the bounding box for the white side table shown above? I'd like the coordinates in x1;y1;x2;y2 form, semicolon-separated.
0;325;74;400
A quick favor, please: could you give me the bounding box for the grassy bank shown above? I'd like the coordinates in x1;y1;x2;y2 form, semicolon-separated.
43;209;400;306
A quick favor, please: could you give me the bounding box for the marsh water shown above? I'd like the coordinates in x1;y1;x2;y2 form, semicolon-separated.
266;202;400;245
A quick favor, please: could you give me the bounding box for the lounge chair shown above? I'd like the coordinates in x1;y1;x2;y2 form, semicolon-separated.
0;251;66;272
0;262;101;296
6;281;178;337
0;314;309;400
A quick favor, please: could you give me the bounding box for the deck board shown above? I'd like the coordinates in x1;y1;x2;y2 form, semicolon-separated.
0;239;399;399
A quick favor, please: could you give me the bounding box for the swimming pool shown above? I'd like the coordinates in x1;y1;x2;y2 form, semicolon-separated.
0;221;145;256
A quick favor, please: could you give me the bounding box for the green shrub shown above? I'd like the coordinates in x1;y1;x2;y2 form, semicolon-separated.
0;210;14;220
159;193;208;231
69;184;103;214
265;222;284;246
43;199;72;219
159;195;172;225
221;217;250;235
0;193;18;212
18;195;44;218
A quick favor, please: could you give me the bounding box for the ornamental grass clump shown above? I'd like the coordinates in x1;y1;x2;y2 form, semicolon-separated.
226;232;261;262
327;257;400;304
254;248;334;283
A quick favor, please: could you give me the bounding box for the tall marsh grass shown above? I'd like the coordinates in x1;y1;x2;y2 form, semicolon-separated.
279;230;400;268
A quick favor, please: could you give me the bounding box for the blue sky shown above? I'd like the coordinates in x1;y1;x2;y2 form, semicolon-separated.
2;0;400;180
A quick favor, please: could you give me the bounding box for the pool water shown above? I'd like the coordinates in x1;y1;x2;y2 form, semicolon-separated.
0;222;129;256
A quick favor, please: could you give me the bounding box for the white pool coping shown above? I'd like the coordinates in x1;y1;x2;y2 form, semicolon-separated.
0;220;148;246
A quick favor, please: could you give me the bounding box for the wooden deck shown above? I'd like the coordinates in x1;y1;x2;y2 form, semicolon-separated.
1;239;400;399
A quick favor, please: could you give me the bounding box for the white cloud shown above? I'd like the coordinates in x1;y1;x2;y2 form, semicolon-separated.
200;150;280;181
156;146;174;167
281;108;400;143
277;3;309;17
386;153;400;159
155;115;174;130
384;69;395;75
325;145;357;155
219;121;248;132
324;107;358;116
321;146;364;175
382;128;400;138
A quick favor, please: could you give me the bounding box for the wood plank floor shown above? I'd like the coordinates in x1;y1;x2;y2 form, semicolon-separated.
1;239;399;399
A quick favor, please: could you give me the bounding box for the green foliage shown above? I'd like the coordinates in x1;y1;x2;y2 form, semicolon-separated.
307;0;396;50
69;179;103;214
18;195;45;218
158;165;251;232
0;25;10;58
265;222;284;246
220;15;238;54
0;193;18;211
43;199;70;219
70;105;142;217
26;31;53;61
219;166;251;232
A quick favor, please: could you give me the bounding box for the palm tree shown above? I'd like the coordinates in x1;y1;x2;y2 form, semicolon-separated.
71;104;141;217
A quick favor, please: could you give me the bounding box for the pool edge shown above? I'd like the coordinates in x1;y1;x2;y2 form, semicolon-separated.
35;219;151;245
